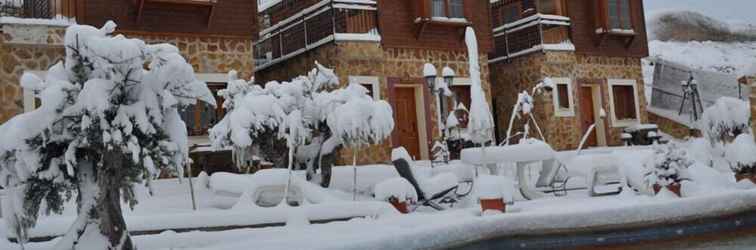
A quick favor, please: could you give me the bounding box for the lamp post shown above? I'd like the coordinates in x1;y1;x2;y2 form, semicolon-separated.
423;63;455;163
423;63;456;139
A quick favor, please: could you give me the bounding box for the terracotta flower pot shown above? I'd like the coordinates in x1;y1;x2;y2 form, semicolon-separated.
735;173;756;184
388;197;410;214
653;183;682;197
479;198;506;213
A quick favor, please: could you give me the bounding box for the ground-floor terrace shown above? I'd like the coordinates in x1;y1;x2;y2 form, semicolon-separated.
490;51;649;151
4;145;756;250
254;41;493;165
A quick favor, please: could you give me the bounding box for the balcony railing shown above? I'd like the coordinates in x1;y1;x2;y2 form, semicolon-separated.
1;0;80;19
254;0;379;71
490;14;572;63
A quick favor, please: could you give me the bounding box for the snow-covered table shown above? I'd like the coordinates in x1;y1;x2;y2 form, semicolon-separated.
460;140;558;200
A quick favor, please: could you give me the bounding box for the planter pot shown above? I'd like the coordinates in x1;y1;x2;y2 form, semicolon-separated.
388;197;409;214
479;198;506;213
653;183;682;197
735;173;756;184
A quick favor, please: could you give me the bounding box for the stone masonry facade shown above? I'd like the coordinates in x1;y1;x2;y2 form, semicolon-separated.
0;23;254;124
256;41;492;165
491;50;648;151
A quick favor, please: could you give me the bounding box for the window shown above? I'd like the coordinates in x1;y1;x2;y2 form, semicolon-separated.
536;0;564;15
502;3;520;24
608;79;640;127
180;82;227;136
550;77;574;117
430;0;464;18
599;0;633;31
349;76;380;100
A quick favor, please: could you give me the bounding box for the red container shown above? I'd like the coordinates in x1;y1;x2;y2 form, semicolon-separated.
388;197;410;214
479;198;506;213
735;173;756;184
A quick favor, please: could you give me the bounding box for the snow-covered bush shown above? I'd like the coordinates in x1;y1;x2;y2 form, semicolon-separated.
643;143;694;187
725;134;756;175
0;22;213;249
209;62;394;186
700;97;751;146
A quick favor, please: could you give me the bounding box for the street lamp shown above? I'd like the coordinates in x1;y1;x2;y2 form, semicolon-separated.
423;63;456;164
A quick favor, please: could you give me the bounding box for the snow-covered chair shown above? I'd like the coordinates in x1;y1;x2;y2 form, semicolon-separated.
209;170;337;208
391;147;466;210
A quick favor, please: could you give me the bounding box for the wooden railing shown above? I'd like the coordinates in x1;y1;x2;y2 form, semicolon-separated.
1;0;81;19
254;0;378;71
490;14;571;63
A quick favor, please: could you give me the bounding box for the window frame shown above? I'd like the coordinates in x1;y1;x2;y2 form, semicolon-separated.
429;0;465;19
596;0;635;34
550;77;575;117
349;76;381;100
607;79;641;127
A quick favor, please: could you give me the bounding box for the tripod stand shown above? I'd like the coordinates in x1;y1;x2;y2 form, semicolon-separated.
678;72;704;121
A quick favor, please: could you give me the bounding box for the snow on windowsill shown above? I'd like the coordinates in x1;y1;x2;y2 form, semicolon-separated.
0;16;75;27
595;28;636;36
542;41;575;52
334;33;381;42
414;17;471;25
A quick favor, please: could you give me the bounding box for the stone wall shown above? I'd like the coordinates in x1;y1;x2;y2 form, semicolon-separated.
122;31;255;80
490;50;647;150
0;23;66;124
255;41;493;165
0;23;254;124
648;112;700;139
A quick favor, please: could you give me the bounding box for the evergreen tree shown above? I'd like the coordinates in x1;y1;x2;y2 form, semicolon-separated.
0;22;214;249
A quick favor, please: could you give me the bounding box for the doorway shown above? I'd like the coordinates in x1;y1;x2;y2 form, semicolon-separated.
579;85;606;147
392;86;428;160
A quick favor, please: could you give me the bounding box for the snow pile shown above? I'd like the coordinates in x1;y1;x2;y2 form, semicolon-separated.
373;177;417;202
461;139;554;165
418;172;458;198
647;40;756;76
725;134;756;174
643;144;694;188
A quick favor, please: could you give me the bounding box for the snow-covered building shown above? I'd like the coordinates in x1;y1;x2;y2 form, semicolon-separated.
488;0;650;150
253;0;494;164
0;0;258;138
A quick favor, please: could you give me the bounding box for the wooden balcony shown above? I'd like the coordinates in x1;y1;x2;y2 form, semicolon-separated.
254;0;378;71
0;0;81;19
490;14;572;64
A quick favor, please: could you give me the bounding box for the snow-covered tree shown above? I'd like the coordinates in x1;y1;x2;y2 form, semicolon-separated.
209;63;394;187
0;22;214;249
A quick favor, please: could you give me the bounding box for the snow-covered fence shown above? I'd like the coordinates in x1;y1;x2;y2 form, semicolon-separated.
650;58;749;115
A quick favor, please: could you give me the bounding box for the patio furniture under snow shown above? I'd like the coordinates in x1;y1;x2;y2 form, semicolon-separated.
209;169;337;208
461;140;624;199
391;147;467;210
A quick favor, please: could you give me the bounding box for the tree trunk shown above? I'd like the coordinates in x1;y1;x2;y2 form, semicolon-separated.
54;152;134;250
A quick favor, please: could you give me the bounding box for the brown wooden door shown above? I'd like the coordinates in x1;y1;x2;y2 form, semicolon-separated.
579;86;598;147
393;87;421;159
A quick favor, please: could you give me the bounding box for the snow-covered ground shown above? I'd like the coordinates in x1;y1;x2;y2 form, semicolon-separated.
2;145;753;250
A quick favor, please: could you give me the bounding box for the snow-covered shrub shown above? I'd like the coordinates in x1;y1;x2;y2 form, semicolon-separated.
0;22;213;249
700;97;751;146
209;62;394;186
643;143;694;187
725;134;756;175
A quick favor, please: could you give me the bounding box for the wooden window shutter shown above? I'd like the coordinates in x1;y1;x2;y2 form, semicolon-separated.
595;0;608;31
414;0;431;18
